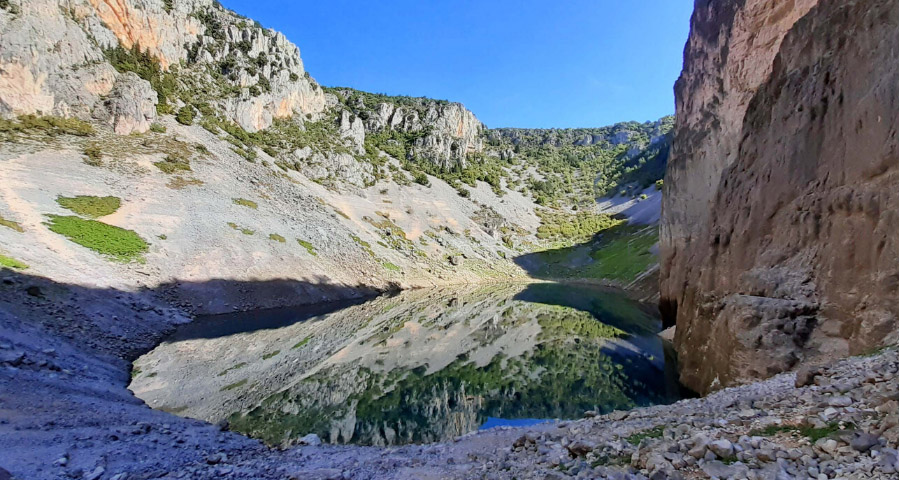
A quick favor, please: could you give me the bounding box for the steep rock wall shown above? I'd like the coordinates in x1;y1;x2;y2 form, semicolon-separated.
661;0;898;394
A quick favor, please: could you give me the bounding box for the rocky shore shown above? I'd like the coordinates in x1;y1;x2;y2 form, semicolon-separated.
0;268;897;480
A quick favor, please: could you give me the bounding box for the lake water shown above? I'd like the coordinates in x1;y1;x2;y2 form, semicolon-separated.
130;283;686;447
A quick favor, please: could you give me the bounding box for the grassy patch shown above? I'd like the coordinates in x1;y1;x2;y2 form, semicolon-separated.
297;238;317;256
0;254;28;270
350;234;375;257
150;123;167;133
153;155;191;174
0;215;24;233
262;350;280;360
227;222;254;235
626;425;665;445
536;210;623;245
232;197;258;209
382;261;401;272
268;233;285;243
218;362;248;376
56;195;121;218
749;422;851;442
45;215;148;262
166;176;204;190
0;114;95;137
531;225;658;283
292;336;312;350
83;144;103;165
220;379;248;392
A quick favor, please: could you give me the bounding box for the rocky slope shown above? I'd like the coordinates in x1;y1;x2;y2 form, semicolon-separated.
660;0;899;394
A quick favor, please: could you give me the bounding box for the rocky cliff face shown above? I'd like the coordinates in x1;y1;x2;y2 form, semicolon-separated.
0;0;324;133
327;88;484;170
660;0;899;394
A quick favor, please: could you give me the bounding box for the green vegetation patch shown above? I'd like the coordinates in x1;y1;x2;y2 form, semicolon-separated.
0;215;24;233
350;234;376;257
533;225;658;283
268;233;285;243
105;45;178;114
154;155;191;174
166;176;204;190
220;379;248;392
382;261;401;272
0;114;95;138
262;350;280;360
297;238;317;256
56;195;121;218
45;215;148;262
291;336;312;350
218;362;248;376
749;422;852;442
227;222;254;235
626;425;665;445
536;210;623;245
0;254;28;270
232;197;258;209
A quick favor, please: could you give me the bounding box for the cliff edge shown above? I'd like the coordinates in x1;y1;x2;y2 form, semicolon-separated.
661;0;899;394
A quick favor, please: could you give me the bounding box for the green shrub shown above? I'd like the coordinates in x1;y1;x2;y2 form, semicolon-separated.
232;197;258;209
153;155;191;174
268;233;285;243
227;222;254;235
56;195;121;218
0;254;28;270
382;261;401;272
262;350;280;360
0;115;95;137
105;45;178;114
150;123;167;133
175;105;196;125
45;215;148;262
83;144;103;165
297;238;317;256
655;179;664;190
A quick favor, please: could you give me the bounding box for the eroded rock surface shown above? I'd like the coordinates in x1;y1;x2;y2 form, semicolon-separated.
660;0;899;393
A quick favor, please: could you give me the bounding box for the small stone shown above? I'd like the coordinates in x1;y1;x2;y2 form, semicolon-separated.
795;365;822;387
828;396;852;407
206;453;226;465
849;431;880;452
83;466;105;480
298;433;322;446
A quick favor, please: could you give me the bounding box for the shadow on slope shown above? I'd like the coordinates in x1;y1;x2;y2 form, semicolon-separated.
513;224;659;285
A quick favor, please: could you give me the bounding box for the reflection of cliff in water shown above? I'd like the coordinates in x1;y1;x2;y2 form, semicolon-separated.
132;283;685;447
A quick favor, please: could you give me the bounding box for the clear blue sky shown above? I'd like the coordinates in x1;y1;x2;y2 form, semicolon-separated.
219;0;693;128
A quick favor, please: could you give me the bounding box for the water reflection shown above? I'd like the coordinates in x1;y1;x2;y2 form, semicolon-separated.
130;283;684;446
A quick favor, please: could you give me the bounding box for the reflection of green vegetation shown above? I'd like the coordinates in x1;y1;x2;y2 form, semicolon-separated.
45;215;148;262
227;294;665;446
56;195;121;218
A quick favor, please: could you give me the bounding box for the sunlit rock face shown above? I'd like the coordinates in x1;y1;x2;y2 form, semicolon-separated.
0;0;325;133
131;283;683;446
660;0;898;394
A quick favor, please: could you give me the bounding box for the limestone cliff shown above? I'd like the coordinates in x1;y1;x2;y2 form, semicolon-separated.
0;0;324;133
660;0;898;394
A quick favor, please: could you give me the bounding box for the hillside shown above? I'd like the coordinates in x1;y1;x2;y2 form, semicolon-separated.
0;0;671;310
